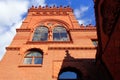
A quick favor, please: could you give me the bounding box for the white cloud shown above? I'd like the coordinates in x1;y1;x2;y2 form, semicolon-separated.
31;0;46;6
74;9;81;19
0;1;28;32
0;0;46;60
74;6;89;19
74;6;89;25
78;20;85;24
0;21;22;60
78;19;92;25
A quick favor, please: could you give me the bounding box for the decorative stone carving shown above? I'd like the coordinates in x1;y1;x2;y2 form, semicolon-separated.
29;5;72;16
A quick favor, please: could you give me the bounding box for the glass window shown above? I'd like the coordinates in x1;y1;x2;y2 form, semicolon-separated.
23;50;43;64
59;71;78;80
92;40;98;47
53;26;69;41
32;26;48;41
23;58;32;64
34;58;42;64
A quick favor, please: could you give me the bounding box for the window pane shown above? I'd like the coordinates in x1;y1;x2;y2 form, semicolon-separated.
53;33;60;41
26;51;42;57
59;71;77;79
32;26;48;41
34;58;42;64
31;51;42;57
23;58;32;64
61;33;68;41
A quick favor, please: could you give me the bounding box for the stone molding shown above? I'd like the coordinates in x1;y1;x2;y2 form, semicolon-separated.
70;28;96;31
26;41;73;44
16;29;31;32
6;47;20;51
48;46;96;50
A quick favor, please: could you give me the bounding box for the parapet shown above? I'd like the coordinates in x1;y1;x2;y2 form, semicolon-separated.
79;24;96;29
69;24;96;31
28;5;73;12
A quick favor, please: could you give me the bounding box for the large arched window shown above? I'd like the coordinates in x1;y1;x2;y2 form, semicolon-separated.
53;26;69;41
23;49;43;64
32;26;48;41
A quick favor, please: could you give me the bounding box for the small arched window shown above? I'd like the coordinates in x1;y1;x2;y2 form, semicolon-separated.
53;26;69;41
58;67;81;80
32;26;48;41
23;50;43;64
59;71;78;80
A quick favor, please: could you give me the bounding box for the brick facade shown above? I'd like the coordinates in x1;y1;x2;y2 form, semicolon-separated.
0;6;98;80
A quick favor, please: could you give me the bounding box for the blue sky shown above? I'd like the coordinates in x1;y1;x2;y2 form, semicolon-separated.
0;0;95;60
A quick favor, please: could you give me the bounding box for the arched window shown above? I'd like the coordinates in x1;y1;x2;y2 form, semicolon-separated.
53;26;69;41
58;67;81;80
32;26;48;41
23;49;43;64
59;71;78;80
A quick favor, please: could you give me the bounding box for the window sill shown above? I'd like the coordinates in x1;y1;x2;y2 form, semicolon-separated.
18;64;42;67
27;41;73;44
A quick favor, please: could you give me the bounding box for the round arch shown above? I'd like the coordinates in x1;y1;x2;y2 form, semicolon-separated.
26;48;43;54
32;19;70;31
58;67;83;80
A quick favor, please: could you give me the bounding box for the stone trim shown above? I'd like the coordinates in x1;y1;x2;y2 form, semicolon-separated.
18;64;42;67
48;47;96;50
70;27;96;31
32;11;68;16
16;29;31;32
6;47;20;51
26;41;73;44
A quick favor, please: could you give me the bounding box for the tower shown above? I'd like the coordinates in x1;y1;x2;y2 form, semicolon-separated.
0;6;97;80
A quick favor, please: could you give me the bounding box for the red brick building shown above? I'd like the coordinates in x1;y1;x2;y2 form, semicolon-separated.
0;6;99;80
95;0;120;80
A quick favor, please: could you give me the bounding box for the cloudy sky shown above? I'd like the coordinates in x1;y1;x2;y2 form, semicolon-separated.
0;0;95;60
